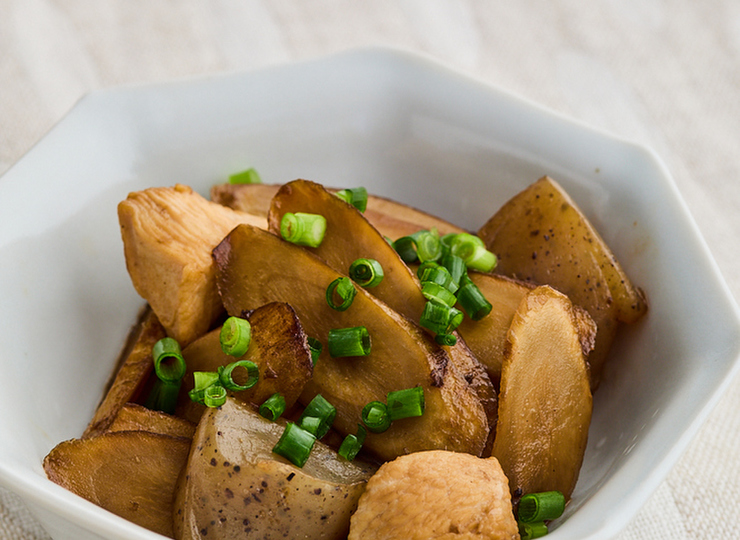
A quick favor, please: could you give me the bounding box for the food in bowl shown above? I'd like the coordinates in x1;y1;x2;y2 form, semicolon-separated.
43;175;647;539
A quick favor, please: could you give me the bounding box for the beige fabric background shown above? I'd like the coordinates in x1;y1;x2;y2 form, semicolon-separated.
1;1;739;539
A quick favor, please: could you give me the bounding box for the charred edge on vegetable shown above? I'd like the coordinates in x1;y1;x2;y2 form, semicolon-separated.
429;347;448;387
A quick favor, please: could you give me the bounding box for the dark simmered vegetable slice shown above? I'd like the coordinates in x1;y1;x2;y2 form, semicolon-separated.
478;176;647;388
265;179;497;454
212;223;489;460
175;302;312;424
174;399;376;540
84;307;166;438
493;286;594;501
44;431;190;538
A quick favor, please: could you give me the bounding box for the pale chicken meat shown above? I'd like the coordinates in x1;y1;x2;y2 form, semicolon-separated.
349;450;520;540
118;184;265;345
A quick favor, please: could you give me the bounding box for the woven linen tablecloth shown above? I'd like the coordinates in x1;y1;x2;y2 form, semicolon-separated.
2;2;739;539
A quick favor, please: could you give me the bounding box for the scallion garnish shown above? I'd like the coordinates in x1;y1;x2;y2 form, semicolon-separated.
325;277;357;311
518;491;566;523
273;422;316;468
518;521;549;540
328;326;371;357
338;425;367;461
419;301;463;335
457;280;493;320
280;212;327;247
349;258;384;288
307;337;322;365
146;337;187;414
421;281;457;307
411;229;442;262
218;360;259;392
259;393;287;421
416;260;440;280
392;236;418;263
203;384;227;408
449;233;497;272
361;401;391;433
228;167;262;185
440;253;467;288
386;387;425;421
220;316;251;357
435;333;458;346
334;187;368;212
188;371;220;403
299;394;337;439
152;337;187;383
419;265;458;294
145;381;181;415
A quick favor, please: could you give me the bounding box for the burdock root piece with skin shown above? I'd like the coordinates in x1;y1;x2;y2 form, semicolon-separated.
173;398;376;540
44;431;191;538
493;285;595;501
478;176;647;389
118;184;265;346
213;223;489;461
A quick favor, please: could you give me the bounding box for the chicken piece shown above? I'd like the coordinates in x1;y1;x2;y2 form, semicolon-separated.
349;451;519;540
118;184;265;346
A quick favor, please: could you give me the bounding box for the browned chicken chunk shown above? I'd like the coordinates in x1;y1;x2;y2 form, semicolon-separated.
118;184;265;345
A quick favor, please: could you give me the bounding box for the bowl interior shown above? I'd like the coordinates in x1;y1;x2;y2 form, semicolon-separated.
0;49;738;540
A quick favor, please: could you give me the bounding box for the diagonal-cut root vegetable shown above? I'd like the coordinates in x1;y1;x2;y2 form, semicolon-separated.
493;286;595;501
212;223;489;461
174;302;313;424
478;176;647;388
267;179;497;452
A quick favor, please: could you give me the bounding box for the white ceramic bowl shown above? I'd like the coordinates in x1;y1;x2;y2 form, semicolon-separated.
0;48;738;540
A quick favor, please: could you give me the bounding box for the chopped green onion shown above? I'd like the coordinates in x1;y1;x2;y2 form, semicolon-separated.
334;187;368;212
259;393;286;421
384;236;394;245
449;233;497;272
440;232;458;249
419;265;458;294
203;384;227;408
349;258;384;288
361;401;391;433
328;326;371;357
228;167;262;185
188;371;220;403
450;232;486;249
218;360;259;392
299;416;322;435
387;387;425;421
338;425;367;461
325;277;357;311
299;394;337;439
421;281;457;307
435;333;458;346
419;302;463;335
146;337;186;414
145;381;181;415
411;229;442;262
457;280;493;321
280;212;327;247
152;337;187;383
518;491;566;523
440;254;467;288
416;260;440;280
220;316;251;357
307;337;322;365
518;521;549;540
273;422;316;468
392;236;418;263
